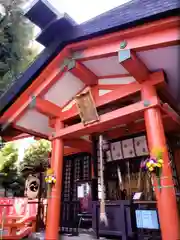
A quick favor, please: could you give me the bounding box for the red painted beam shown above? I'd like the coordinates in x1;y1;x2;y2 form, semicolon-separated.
97;84;129;90
64;115;179;156
50;96;160;139
119;50;150;83
0;49;69;125
58;71;165;121
98;74;131;79
70;20;180;60
3;115;178;143
106;115;178;140
8;133;32;141
35;97;61;117
64;147;87;156
161;103;180;127
69;61;98;85
65;138;92;152
13;124;48;139
3;133;41;142
67;17;179;54
158;82;180;115
1;18;178;129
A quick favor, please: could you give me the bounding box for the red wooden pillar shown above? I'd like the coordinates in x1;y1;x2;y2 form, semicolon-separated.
46;120;64;240
141;83;179;240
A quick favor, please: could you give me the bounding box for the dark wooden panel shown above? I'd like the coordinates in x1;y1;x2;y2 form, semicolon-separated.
92;200;134;239
60;153;92;234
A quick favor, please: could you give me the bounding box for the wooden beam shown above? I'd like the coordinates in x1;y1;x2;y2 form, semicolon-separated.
97;84;128;90
50;96;160;140
106;115;179;140
161;103;180;127
64;138;92;152
158;82;180;115
0;49;69;126
98;74;131;79
1;18;178;127
13;124;48;139
2;18;178;128
59;71;165;121
63;115;179;156
69;60;98;85
64;147;87;156
118;50;150;83
70;23;180;61
34;97;62;117
1;127;24;142
1;70;164;134
9;133;32;141
67;17;179;54
3;115;178;143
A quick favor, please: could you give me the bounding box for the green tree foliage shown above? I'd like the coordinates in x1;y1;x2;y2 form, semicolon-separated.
0;142;24;196
21;139;51;173
0;142;18;174
0;0;37;94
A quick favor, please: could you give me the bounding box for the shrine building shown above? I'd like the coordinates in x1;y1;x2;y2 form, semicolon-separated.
0;0;180;239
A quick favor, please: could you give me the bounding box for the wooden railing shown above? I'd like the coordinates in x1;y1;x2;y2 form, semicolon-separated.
1;216;36;239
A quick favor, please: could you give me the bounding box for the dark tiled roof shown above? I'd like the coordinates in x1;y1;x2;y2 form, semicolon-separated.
79;0;179;35
0;0;179;116
35;0;180;46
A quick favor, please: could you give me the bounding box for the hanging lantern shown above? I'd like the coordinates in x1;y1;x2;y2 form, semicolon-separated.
25;175;40;199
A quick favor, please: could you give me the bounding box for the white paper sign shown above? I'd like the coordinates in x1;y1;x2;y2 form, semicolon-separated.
77;185;84;198
122;138;135;158
106;150;112;162
111;141;123;160
134;136;149;156
133;192;143;200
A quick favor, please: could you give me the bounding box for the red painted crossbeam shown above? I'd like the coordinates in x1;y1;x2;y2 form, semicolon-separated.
50;96;159;139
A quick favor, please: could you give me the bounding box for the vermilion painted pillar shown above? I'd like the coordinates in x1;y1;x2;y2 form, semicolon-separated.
46;120;64;240
141;83;179;240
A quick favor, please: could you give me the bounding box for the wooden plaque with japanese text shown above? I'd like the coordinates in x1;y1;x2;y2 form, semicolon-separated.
75;89;99;125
